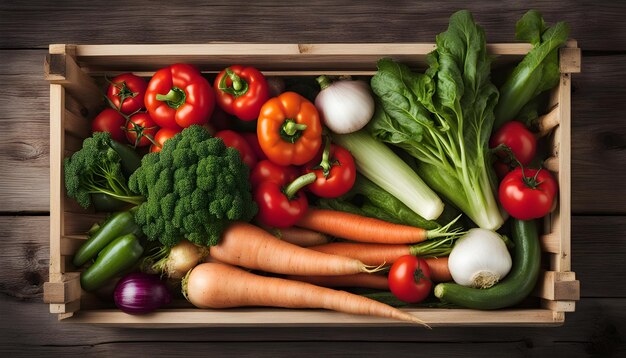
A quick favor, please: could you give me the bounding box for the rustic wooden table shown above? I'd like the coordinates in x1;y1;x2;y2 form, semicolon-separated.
1;1;625;356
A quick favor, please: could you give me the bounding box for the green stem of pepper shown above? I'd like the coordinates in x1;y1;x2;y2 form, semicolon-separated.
155;87;186;109
283;172;317;199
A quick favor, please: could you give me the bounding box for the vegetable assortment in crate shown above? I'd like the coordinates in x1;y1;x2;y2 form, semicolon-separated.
43;10;580;325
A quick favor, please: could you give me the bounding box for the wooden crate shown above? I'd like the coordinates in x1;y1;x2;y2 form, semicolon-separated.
43;42;581;326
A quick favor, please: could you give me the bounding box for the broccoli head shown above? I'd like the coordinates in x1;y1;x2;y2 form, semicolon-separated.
64;132;144;208
129;125;257;247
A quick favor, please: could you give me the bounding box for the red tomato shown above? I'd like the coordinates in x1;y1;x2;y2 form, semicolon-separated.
92;108;127;142
388;256;432;303
304;144;356;198
499;167;558;220
126;112;159;147
106;73;148;114
490;121;537;178
149;127;180;153
250;160;299;189
214;130;258;168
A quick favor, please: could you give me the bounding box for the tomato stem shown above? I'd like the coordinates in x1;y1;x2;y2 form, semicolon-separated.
283;172;317;199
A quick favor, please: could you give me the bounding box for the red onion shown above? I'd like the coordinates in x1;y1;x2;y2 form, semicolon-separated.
114;272;172;314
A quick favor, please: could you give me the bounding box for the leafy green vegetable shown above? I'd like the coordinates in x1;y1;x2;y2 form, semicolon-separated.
369;10;504;230
129;125;257;247
64;132;144;208
493;10;569;129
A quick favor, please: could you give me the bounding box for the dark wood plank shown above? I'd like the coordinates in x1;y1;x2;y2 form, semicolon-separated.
0;50;50;212
0;1;624;51
571;55;626;214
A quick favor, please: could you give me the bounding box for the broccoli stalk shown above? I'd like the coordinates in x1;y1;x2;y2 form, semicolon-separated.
64;132;144;208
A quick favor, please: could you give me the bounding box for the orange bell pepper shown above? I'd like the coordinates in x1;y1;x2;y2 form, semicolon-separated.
257;92;322;166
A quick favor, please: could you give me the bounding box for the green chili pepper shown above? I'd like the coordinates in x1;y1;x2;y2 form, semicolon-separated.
80;233;144;292
73;209;142;267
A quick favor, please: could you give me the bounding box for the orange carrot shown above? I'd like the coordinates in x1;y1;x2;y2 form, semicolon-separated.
267;226;330;247
309;242;453;282
184;262;427;326
209;222;381;276
286;273;389;290
296;209;460;244
424;257;452;283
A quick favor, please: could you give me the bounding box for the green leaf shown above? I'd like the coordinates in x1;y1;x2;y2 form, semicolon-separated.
493;11;569;129
515;10;546;46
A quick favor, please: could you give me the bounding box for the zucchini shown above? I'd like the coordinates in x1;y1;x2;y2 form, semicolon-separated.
433;219;541;309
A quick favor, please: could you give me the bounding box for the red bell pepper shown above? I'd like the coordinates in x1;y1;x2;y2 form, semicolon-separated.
304;140;356;198
254;171;317;228
214;65;270;121
250;160;299;189
145;63;215;130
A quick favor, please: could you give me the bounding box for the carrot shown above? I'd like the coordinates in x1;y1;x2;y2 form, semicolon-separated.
266;225;330;247
309;242;453;282
424;257;452;283
286;273;389;290
209;222;381;276
296;209;461;244
183;262;428;326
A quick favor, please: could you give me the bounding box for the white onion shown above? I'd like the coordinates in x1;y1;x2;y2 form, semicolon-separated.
314;76;375;134
448;228;512;289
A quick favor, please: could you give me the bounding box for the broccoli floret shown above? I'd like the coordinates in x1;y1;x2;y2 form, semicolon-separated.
129;125;257;247
64;132;144;208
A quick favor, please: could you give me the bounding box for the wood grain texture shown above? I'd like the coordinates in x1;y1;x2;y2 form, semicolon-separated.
0;0;624;52
571;55;626;214
1;294;624;356
0;50;50;212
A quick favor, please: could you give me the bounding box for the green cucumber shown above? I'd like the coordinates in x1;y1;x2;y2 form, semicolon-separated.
433;219;541;310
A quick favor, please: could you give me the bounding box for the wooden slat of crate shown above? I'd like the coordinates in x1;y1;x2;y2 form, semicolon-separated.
66;308;563;327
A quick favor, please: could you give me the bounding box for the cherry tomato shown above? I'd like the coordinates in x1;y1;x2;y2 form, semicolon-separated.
214;130;258;169
149;127;180;153
250;160;299;189
304;143;356;198
388;255;432;303
92;108;126;142
490;121;537;178
106;73;148;114
126;112;159;148
499;167;558;220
